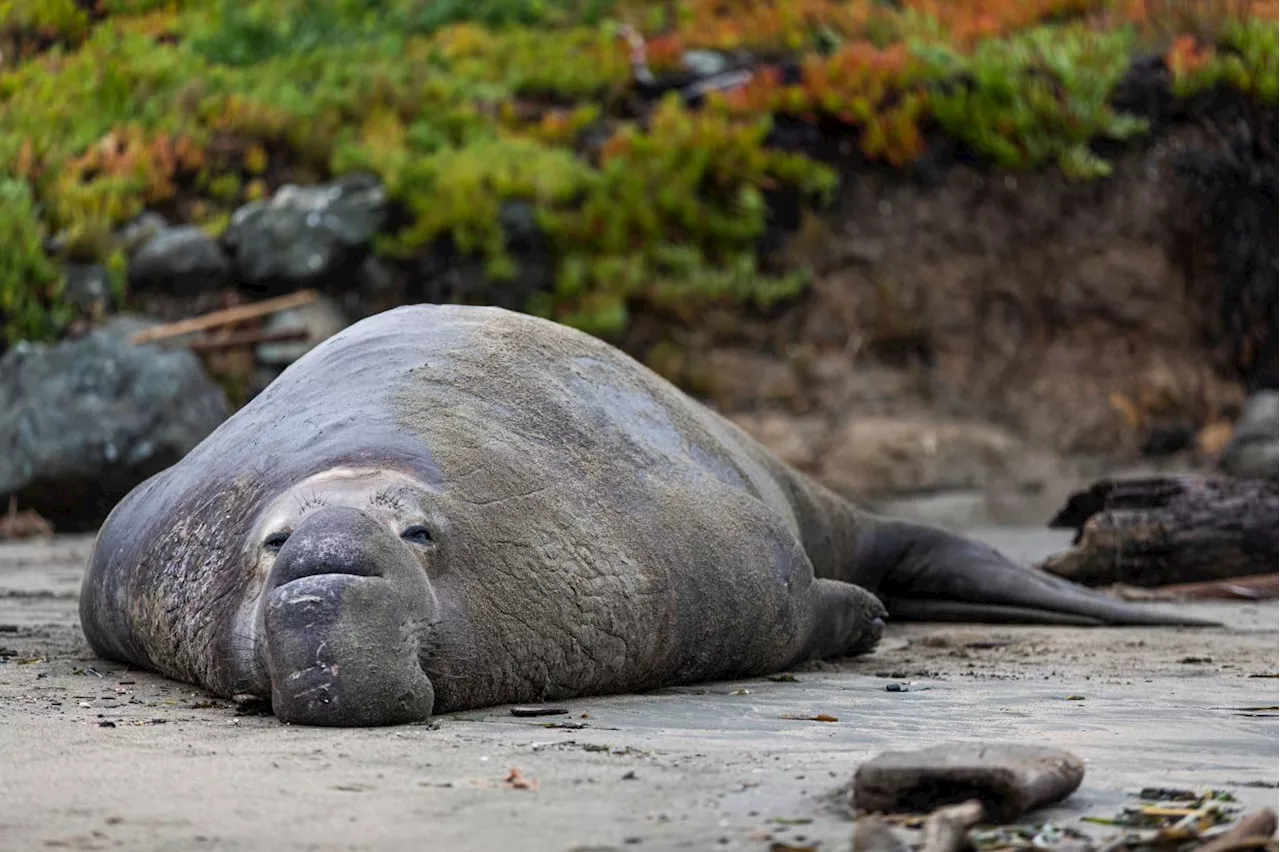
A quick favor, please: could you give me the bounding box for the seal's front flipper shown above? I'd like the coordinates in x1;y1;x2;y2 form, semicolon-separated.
863;521;1221;627
801;579;889;662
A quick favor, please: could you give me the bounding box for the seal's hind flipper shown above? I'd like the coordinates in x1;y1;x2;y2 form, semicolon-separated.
882;599;1105;626
863;521;1221;627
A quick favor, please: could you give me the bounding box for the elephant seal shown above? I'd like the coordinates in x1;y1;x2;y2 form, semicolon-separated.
80;305;1211;727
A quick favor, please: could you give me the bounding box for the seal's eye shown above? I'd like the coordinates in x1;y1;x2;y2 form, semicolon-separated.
402;525;433;546
263;532;290;552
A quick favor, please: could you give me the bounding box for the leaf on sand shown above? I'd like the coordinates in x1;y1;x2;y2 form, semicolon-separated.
504;768;538;791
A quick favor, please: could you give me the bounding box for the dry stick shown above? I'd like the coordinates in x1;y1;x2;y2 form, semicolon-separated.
129;290;319;345
185;328;311;353
1156;573;1279;600
1198;810;1279;852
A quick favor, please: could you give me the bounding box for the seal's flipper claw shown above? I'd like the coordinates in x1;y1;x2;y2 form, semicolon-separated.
869;524;1222;628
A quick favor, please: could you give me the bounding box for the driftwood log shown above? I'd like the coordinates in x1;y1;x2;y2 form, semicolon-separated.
1038;475;1278;588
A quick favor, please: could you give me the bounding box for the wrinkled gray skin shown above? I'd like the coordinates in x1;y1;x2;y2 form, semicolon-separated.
80;305;1213;727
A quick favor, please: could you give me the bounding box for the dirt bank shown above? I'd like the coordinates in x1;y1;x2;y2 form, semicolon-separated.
634;93;1276;503
1;532;1275;851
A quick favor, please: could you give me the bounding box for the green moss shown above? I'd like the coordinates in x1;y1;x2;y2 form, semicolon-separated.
189;0;622;67
540;97;836;333
0;180;70;346
1228;18;1280;103
921;25;1149;179
376;135;594;278
0;0;91;42
1169;18;1279;101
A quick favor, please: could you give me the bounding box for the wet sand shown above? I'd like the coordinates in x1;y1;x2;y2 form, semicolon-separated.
0;532;1276;851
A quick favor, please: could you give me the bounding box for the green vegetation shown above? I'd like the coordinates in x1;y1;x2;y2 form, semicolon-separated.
925;26;1150;179
0;180;70;346
0;0;1275;343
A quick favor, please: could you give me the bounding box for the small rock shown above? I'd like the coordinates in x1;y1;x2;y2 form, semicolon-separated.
99;721;116;728
255;293;349;367
128;225;231;295
226;173;387;292
1219;391;1278;480
64;264;113;316
852;742;1085;822
116;211;171;253
681;50;730;77
0;316;229;530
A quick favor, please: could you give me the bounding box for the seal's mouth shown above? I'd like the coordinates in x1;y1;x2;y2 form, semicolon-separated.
262;573;436;727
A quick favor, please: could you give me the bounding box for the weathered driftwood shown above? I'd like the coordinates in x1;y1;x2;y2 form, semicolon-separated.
1039;476;1278;588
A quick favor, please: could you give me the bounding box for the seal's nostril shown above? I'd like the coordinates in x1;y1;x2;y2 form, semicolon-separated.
267;507;389;588
271;551;383;588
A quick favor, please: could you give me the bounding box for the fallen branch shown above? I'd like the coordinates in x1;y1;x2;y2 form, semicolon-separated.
130;290;319;345
185;328;311;354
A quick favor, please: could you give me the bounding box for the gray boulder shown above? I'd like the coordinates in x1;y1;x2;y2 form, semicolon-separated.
128;224;231;295
225;172;387;292
0;316;229;530
1219;391;1279;480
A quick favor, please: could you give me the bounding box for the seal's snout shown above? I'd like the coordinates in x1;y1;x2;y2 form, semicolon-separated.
261;505;436;727
270;506;388;588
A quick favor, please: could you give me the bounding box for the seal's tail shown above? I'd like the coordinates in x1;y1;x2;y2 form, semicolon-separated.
865;521;1221;627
